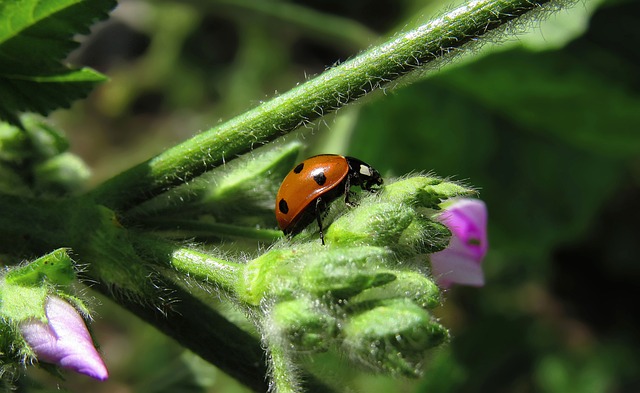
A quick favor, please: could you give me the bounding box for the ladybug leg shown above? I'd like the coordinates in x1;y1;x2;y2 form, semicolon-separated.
315;197;326;245
344;176;357;207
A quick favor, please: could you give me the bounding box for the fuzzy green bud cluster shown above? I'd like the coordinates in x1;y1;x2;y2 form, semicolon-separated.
237;175;476;377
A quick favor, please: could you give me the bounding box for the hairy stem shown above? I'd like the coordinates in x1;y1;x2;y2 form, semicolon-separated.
0;193;330;391
95;281;271;392
138;218;284;242
89;0;557;212
267;338;302;393
131;233;242;293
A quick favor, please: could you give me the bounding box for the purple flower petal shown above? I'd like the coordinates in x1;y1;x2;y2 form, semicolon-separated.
430;199;488;288
20;296;108;381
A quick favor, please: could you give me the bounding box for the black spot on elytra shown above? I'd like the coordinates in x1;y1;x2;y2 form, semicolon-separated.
293;163;304;173
279;199;289;214
313;171;327;186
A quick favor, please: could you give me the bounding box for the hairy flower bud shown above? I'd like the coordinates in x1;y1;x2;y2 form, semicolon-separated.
238;245;396;304
342;298;449;377
0;250;107;381
300;246;396;298
236;175;485;389
326;202;415;246
383;176;475;208
269;299;337;352
20;296;108;381
325;176;475;252
430;198;488;288
33;152;91;196
352;271;441;310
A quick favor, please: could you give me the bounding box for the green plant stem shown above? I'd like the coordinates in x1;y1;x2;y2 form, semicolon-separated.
113;280;333;393
88;0;557;212
139;218;284;242
95;280;271;392
0;193;334;392
131;233;242;293
267;338;302;393
0;194;265;389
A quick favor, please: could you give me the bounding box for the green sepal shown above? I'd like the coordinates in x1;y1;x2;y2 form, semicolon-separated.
397;216;451;255
0;117;86;196
270;298;337;352
20;116;70;159
0;281;49;373
383;176;476;209
325;202;415;247
237;244;395;305
342;298;449;377
5;248;75;287
351;271;442;310
323;176;472;251
300;246;396;299
237;248;299;306
0;283;49;323
33;152;91;196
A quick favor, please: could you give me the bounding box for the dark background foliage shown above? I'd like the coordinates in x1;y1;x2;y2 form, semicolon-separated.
23;0;640;391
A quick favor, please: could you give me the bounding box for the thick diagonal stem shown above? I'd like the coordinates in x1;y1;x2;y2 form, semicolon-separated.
89;0;556;212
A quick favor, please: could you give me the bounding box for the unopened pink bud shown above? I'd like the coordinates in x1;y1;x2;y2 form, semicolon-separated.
431;199;488;288
20;296;108;381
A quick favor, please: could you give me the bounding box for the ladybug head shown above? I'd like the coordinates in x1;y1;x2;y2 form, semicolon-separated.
345;156;384;191
361;166;383;190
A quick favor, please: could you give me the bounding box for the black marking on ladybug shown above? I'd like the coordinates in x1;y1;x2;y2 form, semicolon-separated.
313;171;327;186
279;199;289;214
293;163;304;174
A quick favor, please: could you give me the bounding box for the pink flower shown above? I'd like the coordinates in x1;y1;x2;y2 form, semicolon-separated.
20;296;108;381
430;199;488;288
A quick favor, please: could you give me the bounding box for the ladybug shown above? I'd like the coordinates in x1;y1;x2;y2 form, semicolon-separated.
276;154;383;245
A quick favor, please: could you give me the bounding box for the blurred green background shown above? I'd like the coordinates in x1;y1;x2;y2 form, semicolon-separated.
24;0;640;391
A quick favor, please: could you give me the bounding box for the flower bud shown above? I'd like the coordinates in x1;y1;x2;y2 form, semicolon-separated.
396;216;451;255
20;296;108;380
33;152;91;196
237;248;299;305
342;298;449;377
352;271;441;310
325;202;415;246
269;299;337;352
238;245;396;305
324;176;476;252
1;251;107;380
430;198;488;288
300;246;396;299
382;176;475;209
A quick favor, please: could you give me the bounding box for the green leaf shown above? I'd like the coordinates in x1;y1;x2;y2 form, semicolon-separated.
436;49;640;157
0;0;115;124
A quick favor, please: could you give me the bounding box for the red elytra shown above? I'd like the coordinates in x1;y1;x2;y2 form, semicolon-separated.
275;154;383;244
